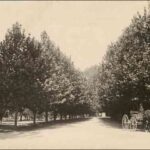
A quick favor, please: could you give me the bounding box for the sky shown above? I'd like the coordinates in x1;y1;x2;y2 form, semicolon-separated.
0;1;148;71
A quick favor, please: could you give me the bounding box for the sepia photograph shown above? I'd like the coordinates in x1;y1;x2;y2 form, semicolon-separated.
0;0;150;149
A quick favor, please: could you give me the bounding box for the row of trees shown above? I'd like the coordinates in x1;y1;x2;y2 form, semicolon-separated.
83;65;101;114
0;23;93;126
96;7;150;119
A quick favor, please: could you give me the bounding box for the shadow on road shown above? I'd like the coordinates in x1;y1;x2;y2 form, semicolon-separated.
0;117;92;140
99;117;146;133
99;117;122;129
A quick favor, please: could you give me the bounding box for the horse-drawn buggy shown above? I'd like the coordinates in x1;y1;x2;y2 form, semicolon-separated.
122;99;150;131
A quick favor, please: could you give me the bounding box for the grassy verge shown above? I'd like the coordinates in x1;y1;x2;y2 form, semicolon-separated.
0;117;92;133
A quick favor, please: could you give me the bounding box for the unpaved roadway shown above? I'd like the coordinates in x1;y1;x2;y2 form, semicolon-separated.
0;117;150;149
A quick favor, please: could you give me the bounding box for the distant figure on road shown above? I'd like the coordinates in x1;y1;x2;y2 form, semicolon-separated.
139;103;144;112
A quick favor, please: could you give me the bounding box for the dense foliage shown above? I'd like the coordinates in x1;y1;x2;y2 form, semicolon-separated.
0;23;93;126
84;65;101;114
96;8;150;119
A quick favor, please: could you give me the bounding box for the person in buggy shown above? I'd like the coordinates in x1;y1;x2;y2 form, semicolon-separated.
143;109;150;132
140;101;150;132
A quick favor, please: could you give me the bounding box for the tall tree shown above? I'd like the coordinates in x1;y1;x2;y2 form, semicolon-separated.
96;8;150;119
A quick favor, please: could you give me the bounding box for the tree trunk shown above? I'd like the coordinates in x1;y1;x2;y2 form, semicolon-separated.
53;113;57;121
14;110;18;127
64;115;67;120
20;112;23;121
60;114;62;120
33;112;36;125
45;110;48;123
0;115;3;125
0;111;5;125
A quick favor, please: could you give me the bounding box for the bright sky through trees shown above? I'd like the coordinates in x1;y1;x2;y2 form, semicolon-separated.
0;1;148;71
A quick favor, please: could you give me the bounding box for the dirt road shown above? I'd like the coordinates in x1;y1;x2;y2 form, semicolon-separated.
0;117;150;149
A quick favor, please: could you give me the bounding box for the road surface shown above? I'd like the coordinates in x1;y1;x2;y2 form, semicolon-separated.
1;117;150;149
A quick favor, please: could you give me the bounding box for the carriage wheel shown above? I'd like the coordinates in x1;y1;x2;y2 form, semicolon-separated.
130;116;137;130
144;120;149;132
122;114;129;129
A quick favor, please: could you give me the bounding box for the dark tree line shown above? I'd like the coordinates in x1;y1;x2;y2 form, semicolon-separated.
0;23;93;126
96;7;150;119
